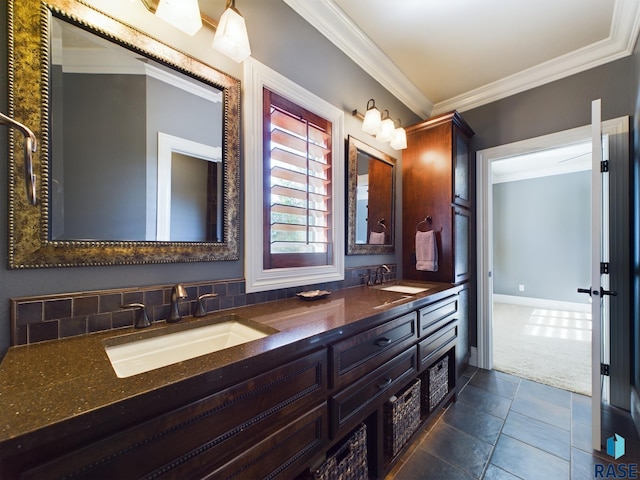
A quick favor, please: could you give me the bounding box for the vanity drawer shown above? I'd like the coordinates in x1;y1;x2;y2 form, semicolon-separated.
330;347;417;438
418;321;457;371
21;349;327;480
418;294;458;339
330;312;417;389
197;402;327;480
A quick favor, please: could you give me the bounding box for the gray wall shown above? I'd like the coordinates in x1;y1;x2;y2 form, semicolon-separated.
58;73;147;240
493;171;590;303
0;0;417;357
465;49;636;409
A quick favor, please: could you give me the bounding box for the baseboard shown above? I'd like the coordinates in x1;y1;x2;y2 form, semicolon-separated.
469;347;478;367
631;387;640;439
493;294;590;312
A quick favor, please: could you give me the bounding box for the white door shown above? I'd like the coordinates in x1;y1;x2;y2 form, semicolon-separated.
584;99;614;451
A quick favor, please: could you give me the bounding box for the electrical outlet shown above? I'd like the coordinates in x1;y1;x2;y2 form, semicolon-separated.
518;284;525;292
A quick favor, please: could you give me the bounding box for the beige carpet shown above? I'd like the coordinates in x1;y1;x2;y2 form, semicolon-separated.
492;301;592;396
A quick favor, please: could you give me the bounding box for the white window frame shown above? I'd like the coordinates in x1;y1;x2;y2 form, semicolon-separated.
244;58;344;293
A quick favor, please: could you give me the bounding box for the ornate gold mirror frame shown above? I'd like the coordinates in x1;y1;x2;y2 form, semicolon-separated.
7;0;240;268
346;136;396;255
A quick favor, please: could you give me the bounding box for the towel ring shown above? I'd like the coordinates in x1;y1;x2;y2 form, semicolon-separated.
416;216;432;232
372;219;386;233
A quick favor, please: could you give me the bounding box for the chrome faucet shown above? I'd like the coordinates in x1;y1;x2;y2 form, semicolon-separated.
374;264;391;285
194;292;219;317
168;284;187;323
120;303;151;329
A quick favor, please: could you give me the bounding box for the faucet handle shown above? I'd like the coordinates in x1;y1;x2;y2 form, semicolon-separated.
194;293;219;317
120;303;151;329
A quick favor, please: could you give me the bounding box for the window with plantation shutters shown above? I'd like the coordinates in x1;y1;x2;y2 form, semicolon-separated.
263;89;333;269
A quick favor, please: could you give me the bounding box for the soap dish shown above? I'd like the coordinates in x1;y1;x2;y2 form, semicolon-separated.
296;290;331;301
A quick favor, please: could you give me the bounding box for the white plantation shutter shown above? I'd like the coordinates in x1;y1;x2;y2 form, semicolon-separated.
263;89;333;269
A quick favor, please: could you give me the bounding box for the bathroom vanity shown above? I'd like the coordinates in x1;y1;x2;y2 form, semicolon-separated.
0;282;461;479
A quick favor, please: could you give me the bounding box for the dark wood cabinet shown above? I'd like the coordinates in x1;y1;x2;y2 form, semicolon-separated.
15;349;328;480
2;288;463;480
402;111;474;285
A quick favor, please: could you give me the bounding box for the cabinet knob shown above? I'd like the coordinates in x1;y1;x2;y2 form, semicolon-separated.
374;337;391;347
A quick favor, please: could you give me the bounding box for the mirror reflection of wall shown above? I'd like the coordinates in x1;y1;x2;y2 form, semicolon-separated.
49;16;223;242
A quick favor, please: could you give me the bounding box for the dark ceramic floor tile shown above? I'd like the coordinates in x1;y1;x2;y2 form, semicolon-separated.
483;464;521;480
395;449;476;480
469;369;519;400
458;384;512;419
601;405;640;441
571;393;591;426
422;422;493;478
480;368;522;385
510;393;571;431
571;416;593;453
443;402;504;445
570;446;626;480
491;435;569;480
502;411;571;460
517;378;572;409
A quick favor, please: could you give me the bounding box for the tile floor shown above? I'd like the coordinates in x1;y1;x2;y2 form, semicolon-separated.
388;367;640;479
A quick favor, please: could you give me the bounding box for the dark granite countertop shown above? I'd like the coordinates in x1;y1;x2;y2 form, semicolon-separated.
0;282;457;445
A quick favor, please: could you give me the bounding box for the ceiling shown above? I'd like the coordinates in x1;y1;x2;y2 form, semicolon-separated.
283;0;640;118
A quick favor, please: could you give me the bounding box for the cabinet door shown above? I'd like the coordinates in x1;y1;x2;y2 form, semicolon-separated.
453;206;470;283
453;131;470;208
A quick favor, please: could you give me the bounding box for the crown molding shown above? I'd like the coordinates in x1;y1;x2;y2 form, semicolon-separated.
283;0;433;118
285;0;640;119
433;0;640;115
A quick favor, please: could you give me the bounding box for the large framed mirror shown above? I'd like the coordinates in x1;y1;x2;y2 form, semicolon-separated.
7;0;240;268
346;136;396;255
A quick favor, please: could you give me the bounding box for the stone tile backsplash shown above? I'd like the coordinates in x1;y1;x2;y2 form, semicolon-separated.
11;264;396;346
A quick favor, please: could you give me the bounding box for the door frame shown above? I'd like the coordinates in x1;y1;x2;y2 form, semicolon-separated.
476;117;629;405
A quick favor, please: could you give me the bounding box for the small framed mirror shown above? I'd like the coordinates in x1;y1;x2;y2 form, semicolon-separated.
346;136;396;255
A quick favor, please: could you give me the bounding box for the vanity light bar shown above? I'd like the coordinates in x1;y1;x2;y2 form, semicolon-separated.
352;99;407;150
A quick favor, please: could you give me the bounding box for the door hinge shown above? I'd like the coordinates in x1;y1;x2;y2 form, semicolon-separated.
600;262;610;274
601;363;610;376
601;160;609;172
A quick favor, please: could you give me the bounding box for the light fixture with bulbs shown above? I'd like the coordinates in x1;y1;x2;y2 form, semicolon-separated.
154;0;202;36
140;0;251;63
212;0;252;63
352;99;407;150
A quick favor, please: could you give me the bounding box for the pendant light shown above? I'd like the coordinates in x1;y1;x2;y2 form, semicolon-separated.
155;0;202;36
376;110;395;143
390;120;407;150
212;0;252;63
361;99;382;135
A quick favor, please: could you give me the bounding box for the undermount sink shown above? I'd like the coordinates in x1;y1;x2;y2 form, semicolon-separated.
377;285;430;295
104;316;278;378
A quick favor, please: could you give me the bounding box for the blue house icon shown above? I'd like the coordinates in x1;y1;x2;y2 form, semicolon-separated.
607;433;625;460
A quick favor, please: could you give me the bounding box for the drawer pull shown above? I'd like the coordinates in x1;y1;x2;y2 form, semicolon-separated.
377;378;392;389
374;337;391;347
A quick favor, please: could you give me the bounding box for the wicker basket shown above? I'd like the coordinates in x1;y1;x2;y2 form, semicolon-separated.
311;424;368;480
422;356;449;413
383;378;421;456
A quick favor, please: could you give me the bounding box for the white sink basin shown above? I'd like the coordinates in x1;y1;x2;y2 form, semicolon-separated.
104;319;276;378
378;285;429;295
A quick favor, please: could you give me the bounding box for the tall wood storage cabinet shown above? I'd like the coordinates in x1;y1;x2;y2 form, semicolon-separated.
402;111;474;368
402;111;474;284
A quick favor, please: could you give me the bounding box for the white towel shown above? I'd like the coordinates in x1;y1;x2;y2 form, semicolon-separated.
369;231;385;244
416;230;438;271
